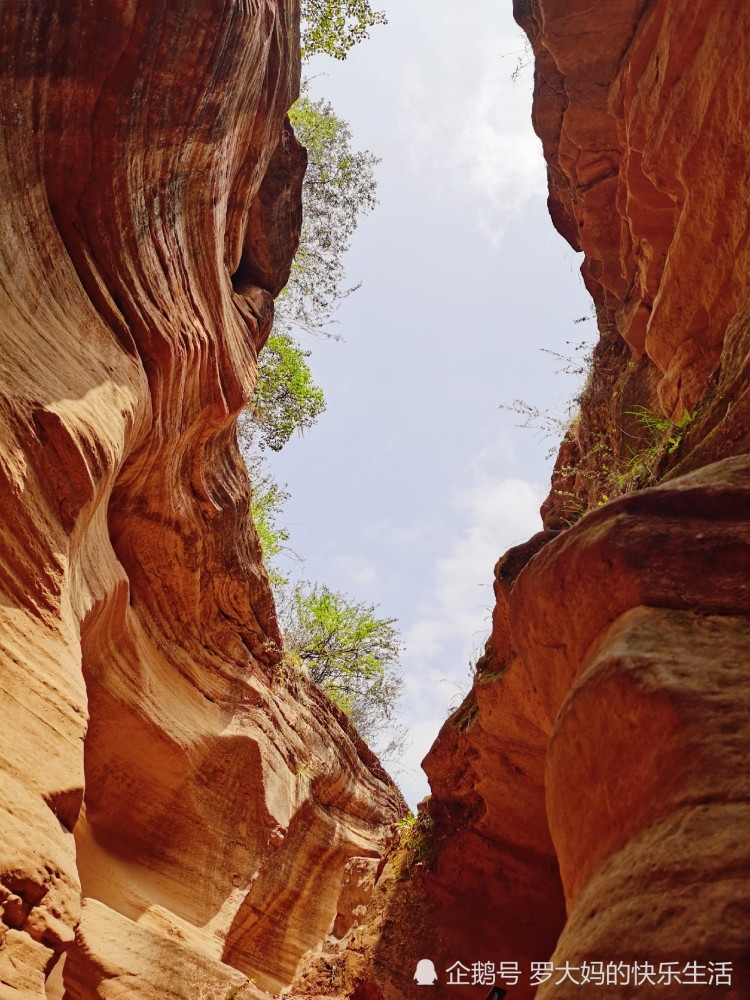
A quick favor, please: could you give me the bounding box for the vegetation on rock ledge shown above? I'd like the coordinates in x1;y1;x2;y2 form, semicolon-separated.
241;8;404;764
277;583;403;745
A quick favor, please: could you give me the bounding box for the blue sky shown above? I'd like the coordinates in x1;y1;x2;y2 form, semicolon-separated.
268;0;592;806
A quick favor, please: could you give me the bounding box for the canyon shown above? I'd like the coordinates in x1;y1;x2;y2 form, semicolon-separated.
0;1;748;999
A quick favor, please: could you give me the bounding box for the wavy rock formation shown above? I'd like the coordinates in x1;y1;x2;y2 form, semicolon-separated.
4;0;750;998
0;3;403;998
407;1;750;997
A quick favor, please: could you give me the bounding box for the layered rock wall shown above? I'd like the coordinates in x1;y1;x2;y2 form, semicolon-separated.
513;458;750;996
298;2;750;998
0;3;403;998
3;1;750;998
522;0;750;417
407;2;750;996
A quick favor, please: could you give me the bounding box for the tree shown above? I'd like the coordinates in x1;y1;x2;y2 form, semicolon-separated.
276;582;404;746
243;452;293;586
244;2;383;444
301;0;387;60
248;332;325;451
242;96;378;453
244;457;406;761
278;95;378;336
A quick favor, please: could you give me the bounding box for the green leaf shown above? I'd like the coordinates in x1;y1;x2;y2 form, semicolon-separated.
248;333;326;452
276;582;403;743
301;0;387;60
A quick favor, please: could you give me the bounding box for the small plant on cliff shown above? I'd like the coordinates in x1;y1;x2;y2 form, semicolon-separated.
627;405;696;455
614;405;697;492
391;809;434;880
498;397;572;458
499;337;596;458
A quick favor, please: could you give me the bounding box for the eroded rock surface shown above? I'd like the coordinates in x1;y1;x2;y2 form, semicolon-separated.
406;2;750;996
3;0;750;998
302;3;750;998
0;2;403;998
518;0;750;417
515;457;750;996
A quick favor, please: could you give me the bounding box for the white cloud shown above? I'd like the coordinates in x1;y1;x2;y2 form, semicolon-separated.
329;553;378;591
404;473;544;663
400;14;544;239
361;516;441;550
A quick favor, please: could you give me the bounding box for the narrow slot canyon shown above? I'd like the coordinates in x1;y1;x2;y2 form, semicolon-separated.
0;2;748;1000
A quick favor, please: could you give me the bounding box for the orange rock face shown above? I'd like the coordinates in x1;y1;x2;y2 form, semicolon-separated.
519;0;750;417
397;3;750;998
3;1;750;998
513;457;750;996
0;3;403;998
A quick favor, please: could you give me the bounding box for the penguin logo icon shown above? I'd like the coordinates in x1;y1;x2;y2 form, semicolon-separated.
414;959;438;985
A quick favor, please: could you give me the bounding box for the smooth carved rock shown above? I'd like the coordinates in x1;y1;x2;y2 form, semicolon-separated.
512;455;750;721
63;899;254;1000
547;607;750;897
511;458;750;996
539;606;750;997
0;2;403;998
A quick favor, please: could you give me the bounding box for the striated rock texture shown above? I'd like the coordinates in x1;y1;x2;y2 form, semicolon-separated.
4;1;750;998
516;0;750;526
291;3;750;999
403;2;750;997
522;0;750;416
0;2;403;999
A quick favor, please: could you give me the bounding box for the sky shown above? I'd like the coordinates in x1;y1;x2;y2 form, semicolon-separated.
267;0;593;807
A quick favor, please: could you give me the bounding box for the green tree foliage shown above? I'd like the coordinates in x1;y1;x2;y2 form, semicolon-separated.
248;333;325;451
301;0;387;60
279;95;378;336
245;97;377;452
244;453;292;586
245;2;383;447
277;583;404;744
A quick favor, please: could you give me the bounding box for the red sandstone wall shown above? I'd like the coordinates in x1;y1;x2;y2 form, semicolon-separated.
302;4;750;998
0;4;403;998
